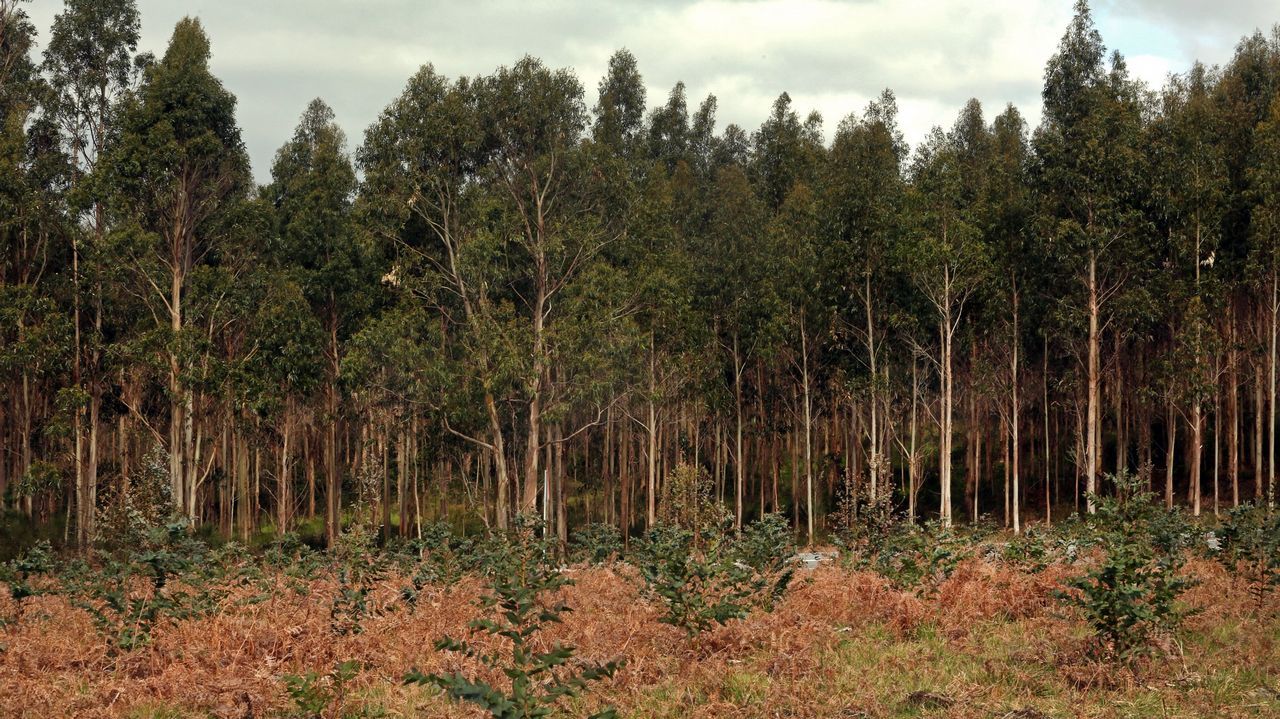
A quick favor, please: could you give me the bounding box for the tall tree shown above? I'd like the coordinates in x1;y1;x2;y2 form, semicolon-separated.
42;0;141;546
903;114;990;527
820;90;906;505
102;17;250;522
266;98;368;542
1035;0;1145;512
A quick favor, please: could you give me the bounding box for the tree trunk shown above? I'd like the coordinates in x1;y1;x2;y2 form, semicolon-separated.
1011;284;1021;534
1085;250;1099;513
733;333;745;531
801;319;814;545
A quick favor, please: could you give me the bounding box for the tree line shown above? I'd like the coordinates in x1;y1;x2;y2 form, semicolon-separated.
3;0;1280;549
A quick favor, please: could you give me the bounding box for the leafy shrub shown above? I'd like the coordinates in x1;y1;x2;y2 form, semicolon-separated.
657;462;727;541
413;521;474;584
831;475;897;542
405;515;621;718
0;540;54;624
569;523;623;565
635;518;792;636
1213;503;1280;612
1057;469;1197;663
64;519;216;651
731;513;794;574
94;446;177;554
329;457;389;635
1001;528;1051;572
843;520;965;593
283;660;362;719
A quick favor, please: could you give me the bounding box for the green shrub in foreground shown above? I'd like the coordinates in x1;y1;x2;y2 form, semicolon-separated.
405;516;621;719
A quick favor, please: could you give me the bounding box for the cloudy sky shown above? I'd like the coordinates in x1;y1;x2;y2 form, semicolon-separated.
24;0;1280;182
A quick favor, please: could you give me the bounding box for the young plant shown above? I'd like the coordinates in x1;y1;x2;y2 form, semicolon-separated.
0;540;54;625
329;456;387;635
1057;469;1197;663
405;516;621;718
569;523;623;565
844;520;965;593
65;520;214;651
1213;503;1280;612
635;517;793;636
283;660;362;719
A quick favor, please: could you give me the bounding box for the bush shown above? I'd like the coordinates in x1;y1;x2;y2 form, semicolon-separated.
657;462;727;541
283;660;362;719
405;515;621;719
634;517;792;636
399;522;474;611
0;540;54;624
94;446;177;555
1000;527;1051;572
1213;503;1280;612
63;519;217;651
569;523;623;565
731;513;794;575
843;520;965;593
1057;469;1197;663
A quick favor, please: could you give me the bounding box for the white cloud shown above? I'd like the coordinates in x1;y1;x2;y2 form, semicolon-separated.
24;0;1273;180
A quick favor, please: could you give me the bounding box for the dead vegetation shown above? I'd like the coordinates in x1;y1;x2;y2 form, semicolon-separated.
1;553;1276;718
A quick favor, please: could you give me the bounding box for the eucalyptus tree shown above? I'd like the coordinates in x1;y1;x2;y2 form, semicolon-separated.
472;56;605;515
818;90;906;503
1149;64;1229;514
358;65;518;527
1214;32;1279;504
1034;0;1146;512
41;0;141;544
648;82;689;172
903;116;990;527
751;92;822;211
101;17;251;522
752;91;824;536
984;104;1033;532
592;48;646;155
622;161;690;530
773;181;825;543
0;6;73;516
1250;93;1280;508
238;276;323;536
267;98;371;543
699;162;775;530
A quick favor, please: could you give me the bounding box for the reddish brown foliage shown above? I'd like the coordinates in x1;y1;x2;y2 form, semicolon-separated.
0;558;1272;718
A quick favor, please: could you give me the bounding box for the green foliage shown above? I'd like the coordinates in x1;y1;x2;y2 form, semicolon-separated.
1213;504;1280;611
569;523;623;565
405;516;621;719
634;516;793;636
1057;469;1197;663
283;660;363;719
0;540;54;624
329;511;385;635
833;488;899;548
844;521;966;593
397;522;475;611
1000;528;1052;573
95;446;177;554
62;519;220;651
656;462;729;541
731;513;794;574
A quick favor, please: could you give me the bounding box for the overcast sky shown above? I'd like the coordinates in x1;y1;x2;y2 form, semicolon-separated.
23;0;1280;182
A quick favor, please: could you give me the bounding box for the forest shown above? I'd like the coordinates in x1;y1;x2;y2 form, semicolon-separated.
0;0;1278;548
1;0;1280;717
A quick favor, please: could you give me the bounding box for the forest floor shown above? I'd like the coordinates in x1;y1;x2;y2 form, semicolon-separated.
1;548;1278;719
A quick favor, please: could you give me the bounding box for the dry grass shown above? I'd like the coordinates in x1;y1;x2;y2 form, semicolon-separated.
1;557;1277;718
